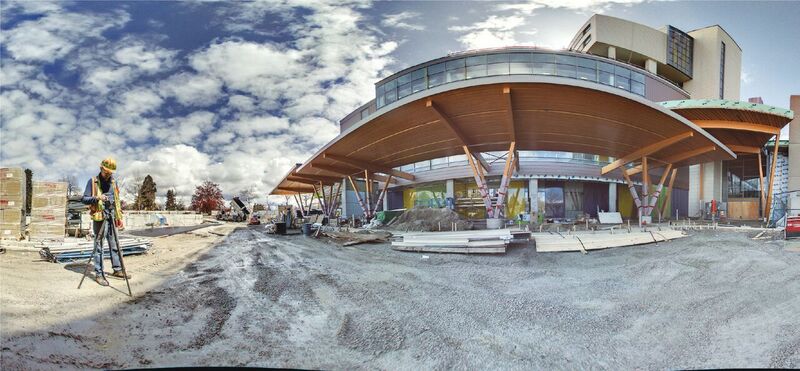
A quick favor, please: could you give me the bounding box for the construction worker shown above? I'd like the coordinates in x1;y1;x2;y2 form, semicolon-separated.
81;157;131;286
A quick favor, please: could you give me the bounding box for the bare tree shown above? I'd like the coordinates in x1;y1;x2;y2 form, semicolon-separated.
117;172;144;209
60;175;80;197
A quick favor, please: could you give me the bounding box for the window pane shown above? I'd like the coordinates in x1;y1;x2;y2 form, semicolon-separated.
446;58;465;70
397;73;411;85
615;76;630;90
397;83;413;99
556;63;576;78
487;62;509;75
428;62;445;74
577;58;596;69
431;157;448;169
556;55;577;65
509;53;531;62
448;154;467;164
599;71;614;85
376;83;384;94
466;64;487;79
376;95;385;108
428;72;445;87
412;78;426;93
631;81;645;95
385;79;396;89
615;66;631;78
401;164;414;172
577;66;597;81
487;53;509;63
631;71;645;83
446;68;465;82
414;161;430;171
412;68;426;80
384;88;397;103
466;55;486;66
509;62;533;74
598;61;614;73
533;62;555;75
533;53;555;63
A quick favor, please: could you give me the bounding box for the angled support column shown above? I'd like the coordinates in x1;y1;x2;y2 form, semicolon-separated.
660;168;678;219
765;139;780;223
642;157;650;217
363;170;372;219
347;176;369;220
464;145;493;218
758;151;766;216
647;163;673;216
294;193;306;217
602;132;693;175
427;99;490;172
329;181;342;218
324;153;414;181
494;142;516;218
622;170;643;219
373;175;393;213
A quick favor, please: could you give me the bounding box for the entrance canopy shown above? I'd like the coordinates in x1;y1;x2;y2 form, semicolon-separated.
271;76;735;195
661;99;794;154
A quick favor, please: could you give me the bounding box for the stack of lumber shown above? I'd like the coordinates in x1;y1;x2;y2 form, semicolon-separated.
392;229;530;254
0;167;26;240
321;230;391;246
30;181;67;242
38;237;153;263
534;229;686;253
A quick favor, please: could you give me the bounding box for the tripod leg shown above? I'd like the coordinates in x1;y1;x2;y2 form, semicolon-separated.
110;219;132;296
78;220;106;289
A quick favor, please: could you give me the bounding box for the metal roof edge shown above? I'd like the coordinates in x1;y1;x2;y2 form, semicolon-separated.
659;99;794;120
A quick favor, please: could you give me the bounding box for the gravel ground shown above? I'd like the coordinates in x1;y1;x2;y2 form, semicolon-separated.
2;227;799;369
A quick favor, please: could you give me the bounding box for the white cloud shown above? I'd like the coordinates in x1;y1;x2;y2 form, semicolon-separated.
449;15;527;50
114;88;164;115
382;11;425;31
1;9;129;62
498;0;644;14
159;73;223;107
84;66;135;94
113;43;177;72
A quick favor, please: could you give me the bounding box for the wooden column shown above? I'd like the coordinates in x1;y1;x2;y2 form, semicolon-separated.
765;141;780;223
622;170;643;215
494;142;516;218
647;163;673;215
660;168;678;219
757;151;766;218
347;176;369;220
464;146;493;218
373;175;393;213
294;193;306;216
642;157;649;218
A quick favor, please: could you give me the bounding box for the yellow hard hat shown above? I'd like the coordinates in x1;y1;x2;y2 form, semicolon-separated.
100;157;117;173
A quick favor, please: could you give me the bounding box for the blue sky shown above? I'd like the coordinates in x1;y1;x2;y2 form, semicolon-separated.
1;0;798;203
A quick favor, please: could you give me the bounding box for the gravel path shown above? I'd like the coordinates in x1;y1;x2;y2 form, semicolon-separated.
2;227;799;369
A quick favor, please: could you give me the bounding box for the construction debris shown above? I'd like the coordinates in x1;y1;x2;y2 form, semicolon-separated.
386;207;472;232
392;229;530;254
38;237;153;263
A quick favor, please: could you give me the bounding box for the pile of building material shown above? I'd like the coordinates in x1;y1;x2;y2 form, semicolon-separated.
66;196;90;237
321;229;392;246
392;229;530;254
387;207;472;232
29;181;67;242
38;237;153;263
533;229;686;253
0;167;26;240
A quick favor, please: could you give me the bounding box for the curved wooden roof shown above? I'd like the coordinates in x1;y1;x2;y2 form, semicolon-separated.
272;76;735;195
662;99;794;154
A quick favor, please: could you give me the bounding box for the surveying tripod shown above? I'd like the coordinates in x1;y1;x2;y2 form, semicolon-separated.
77;208;132;296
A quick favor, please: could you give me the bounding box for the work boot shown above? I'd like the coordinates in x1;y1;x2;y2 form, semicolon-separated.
110;270;131;279
95;275;109;286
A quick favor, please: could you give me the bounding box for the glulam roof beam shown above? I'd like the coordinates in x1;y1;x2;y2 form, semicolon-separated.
601;132;694;175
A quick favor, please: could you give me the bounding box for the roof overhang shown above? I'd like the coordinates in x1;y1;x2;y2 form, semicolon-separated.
662;99;794;153
270;76;736;195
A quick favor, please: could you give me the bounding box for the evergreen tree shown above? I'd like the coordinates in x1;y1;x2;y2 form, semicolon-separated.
135;175;158;211
165;189;177;210
24;169;32;214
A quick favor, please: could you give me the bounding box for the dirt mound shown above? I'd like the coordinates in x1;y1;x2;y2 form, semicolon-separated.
386;207;472;232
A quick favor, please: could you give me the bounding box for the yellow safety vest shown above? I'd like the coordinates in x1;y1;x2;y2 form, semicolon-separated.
90;177;123;222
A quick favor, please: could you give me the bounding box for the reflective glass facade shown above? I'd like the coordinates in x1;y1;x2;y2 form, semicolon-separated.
667;26;694;78
394;151;613;173
376;50;647;109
